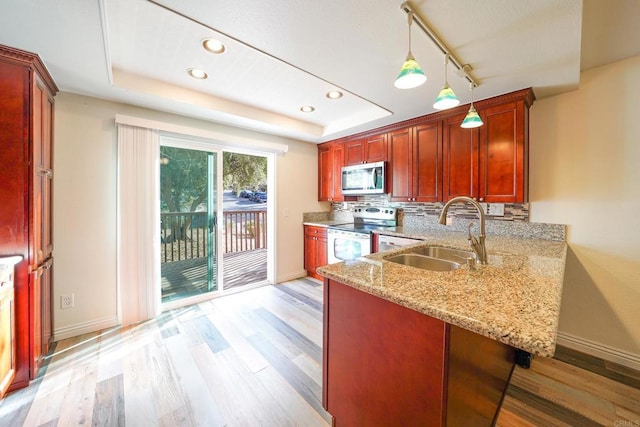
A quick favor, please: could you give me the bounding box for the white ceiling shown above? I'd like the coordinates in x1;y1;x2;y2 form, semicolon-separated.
1;0;639;143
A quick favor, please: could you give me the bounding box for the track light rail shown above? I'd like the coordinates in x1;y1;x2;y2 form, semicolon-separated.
400;1;478;87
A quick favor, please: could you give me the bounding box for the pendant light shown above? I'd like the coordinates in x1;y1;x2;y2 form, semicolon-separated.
433;54;460;110
461;83;483;128
394;12;426;89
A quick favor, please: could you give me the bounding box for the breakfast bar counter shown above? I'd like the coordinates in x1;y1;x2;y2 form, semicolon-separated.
317;228;567;426
317;228;567;357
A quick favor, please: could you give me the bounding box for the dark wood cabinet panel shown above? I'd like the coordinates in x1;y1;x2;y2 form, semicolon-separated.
0;44;57;392
323;280;447;426
364;134;387;163
344;134;387;165
344;139;364;165
387;128;413;201
414;122;442;202
318;141;344;202
318;146;332;201
443;112;480;201
304;226;327;280
323;279;517;426
479;101;527;202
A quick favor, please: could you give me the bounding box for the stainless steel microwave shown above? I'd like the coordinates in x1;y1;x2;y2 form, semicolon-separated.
341;161;386;195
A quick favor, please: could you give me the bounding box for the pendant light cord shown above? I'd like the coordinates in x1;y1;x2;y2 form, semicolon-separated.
407;12;414;57
443;54;449;86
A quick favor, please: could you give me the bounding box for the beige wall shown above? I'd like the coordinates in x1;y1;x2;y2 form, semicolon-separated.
53;92;325;337
530;55;640;359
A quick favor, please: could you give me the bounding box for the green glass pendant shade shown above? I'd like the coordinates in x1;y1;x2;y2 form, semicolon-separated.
461;105;483;128
394;56;426;89
433;85;460;110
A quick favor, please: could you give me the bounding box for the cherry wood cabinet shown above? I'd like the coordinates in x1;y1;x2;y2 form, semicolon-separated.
478;100;528;202
318;88;534;203
443;92;533;202
318;141;345;202
443;111;480;201
344;133;387;165
303;225;327;280
323;279;516;426
0;44;57;392
388;121;442;202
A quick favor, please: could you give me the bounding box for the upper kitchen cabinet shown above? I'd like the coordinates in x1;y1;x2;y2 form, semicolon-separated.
443;112;480;201
318;140;345;202
388;121;442;202
0;44;57;391
443;88;535;203
478;97;531;202
319;88;534;204
344;133;387;165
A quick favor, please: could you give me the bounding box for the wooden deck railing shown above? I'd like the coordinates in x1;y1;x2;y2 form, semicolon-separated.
160;210;267;262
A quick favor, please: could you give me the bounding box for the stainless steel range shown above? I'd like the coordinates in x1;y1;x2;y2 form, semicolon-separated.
327;206;398;264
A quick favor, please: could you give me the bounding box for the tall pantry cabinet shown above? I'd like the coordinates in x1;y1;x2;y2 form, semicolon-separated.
0;44;57;392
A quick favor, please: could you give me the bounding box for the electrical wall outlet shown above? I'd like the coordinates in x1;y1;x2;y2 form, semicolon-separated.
61;293;74;309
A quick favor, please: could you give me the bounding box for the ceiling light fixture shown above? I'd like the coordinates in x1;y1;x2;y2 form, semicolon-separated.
394;11;426;89
326;91;343;99
300;106;315;113
187;68;208;79
433;54;460;110
202;38;226;55
399;1;482;125
460;83;483;128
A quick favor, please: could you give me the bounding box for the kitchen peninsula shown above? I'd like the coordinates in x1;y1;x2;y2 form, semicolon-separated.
317;227;567;426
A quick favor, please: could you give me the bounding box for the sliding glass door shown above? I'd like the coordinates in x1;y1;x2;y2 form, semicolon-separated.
159;144;220;304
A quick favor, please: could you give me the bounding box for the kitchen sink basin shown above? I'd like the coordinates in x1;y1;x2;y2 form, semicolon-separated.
408;246;477;263
385;253;462;272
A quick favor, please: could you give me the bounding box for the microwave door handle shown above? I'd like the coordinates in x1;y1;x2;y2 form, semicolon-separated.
371;169;377;189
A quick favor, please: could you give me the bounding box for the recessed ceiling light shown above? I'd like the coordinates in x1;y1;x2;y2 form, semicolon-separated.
300;106;315;113
326;91;343;99
202;38;226;55
187;68;208;79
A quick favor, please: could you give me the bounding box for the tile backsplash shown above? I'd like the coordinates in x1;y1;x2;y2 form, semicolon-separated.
325;196;566;242
331;195;529;222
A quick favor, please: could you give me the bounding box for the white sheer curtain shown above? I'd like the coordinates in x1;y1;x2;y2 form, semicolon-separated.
117;124;161;326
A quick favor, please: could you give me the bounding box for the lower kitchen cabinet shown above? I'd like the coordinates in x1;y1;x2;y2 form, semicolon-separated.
303;225;327;280
0;257;21;399
323;279;516;426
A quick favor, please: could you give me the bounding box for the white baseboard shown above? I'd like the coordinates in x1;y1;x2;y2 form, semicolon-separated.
53;315;119;341
556;331;640;372
276;269;308;284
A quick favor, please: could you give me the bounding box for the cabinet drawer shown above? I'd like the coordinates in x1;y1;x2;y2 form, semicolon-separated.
305;226;327;238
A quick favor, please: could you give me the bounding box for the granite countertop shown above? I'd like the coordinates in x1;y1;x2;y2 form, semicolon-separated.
317;228;567;357
302;220;352;227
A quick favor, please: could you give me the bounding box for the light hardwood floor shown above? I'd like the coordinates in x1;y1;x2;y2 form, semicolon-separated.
1;278;638;426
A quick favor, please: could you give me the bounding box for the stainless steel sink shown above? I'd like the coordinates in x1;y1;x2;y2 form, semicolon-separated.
385;253;462;272
408;246;476;263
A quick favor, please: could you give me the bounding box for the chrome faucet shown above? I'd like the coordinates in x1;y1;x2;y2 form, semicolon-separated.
438;196;488;264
